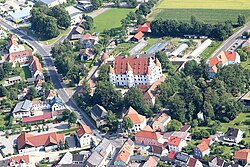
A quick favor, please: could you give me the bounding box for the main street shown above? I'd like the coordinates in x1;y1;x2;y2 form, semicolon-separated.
0;20;102;139
211;25;250;58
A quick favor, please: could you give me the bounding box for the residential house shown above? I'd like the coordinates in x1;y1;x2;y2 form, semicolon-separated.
163;131;192;141
40;0;67;8
57;152;89;165
8;35;25;54
13;99;32;118
188;157;203;167
109;56;162;87
180;124;191;132
50;96;65;111
209;156;225;167
124;106;147;133
5;50;32;67
76;123;94;148
175;152;190;167
30;56;44;81
234;149;250;166
152;113;171;132
138;23;151;33
135;126;166;146
194;141;210;158
222;128;244;144
85;138;115;167
81;33;98;48
167;136;187;152
46;89;57;101
9;155;30;167
3;76;21;86
208;51;241;77
114;139;134;166
242;38;250;48
142;156;159;167
22;112;52;124
17;132;64;153
131;31;144;42
90;104;108;128
35;79;44;93
0;28;7;39
80;48;95;61
32;100;50;111
69;12;82;26
148;145;168;157
197;111;204;120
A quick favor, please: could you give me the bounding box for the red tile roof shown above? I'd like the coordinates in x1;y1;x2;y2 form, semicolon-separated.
9;155;29;164
168;151;177;159
167;136;182;146
125;106;146;124
17;132;64;150
188;157;198;167
136;128;162;140
30;56;43;73
6;50;32;63
22;112;52;123
202;138;212;146
197;141;209;152
225;51;237;61
116;139;134;163
209;57;220;67
138;23;151;33
82;33;97;41
234;149;250;162
76;123;93;138
114;56;152;75
133;31;144;40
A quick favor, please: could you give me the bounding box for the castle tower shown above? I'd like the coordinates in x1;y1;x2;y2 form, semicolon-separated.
126;62;135;87
109;65;116;85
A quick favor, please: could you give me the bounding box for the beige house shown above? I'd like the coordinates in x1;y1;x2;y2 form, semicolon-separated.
152;113;171;132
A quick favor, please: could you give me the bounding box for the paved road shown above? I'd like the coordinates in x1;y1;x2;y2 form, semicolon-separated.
0;20;102;139
211;25;250;58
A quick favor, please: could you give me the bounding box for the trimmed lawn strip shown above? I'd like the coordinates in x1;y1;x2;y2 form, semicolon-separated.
200;41;222;60
142;37;161;52
21;66;32;80
110;42;136;56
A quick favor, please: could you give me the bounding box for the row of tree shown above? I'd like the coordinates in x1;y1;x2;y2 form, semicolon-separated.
151;16;234;40
30;4;71;39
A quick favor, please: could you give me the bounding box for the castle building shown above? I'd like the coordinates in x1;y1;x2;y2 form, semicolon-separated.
109;56;162;87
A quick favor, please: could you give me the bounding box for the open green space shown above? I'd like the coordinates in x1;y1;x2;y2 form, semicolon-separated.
200;41;222;60
93;8;135;33
142;37;161;52
110;42;136;55
149;0;250;24
150;9;250;24
21;66;32;80
157;0;250;9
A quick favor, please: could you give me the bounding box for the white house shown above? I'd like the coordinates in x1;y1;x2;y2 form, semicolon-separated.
32;100;50;111
17;132;64;154
124;106;147;133
222;128;244;144
76;123;94;149
30;56;44;81
8;35;25;54
167;136;187;152
50;96;65;111
152;113;171;132
13;100;32;119
109;56;163;87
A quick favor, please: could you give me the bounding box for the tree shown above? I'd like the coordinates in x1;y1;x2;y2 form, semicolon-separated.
26;87;38;100
167;119;182;132
124;87;152;116
155;51;175;75
2;62;12;76
92;0;103;9
68;112;77;125
62;109;71;120
59;140;64;150
104;110;118;130
64;140;69;149
49;6;71;29
123;117;134;132
238;14;246;26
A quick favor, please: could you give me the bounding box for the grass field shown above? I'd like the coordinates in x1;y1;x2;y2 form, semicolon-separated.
200;41;222;60
93;8;135;33
21;66;32;80
149;0;250;24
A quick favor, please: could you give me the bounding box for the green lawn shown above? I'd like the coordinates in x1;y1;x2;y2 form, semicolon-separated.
157;0;250;9
21;66;32;80
200;41;222;60
149;9;250;24
142;37;161;52
93;8;135;33
110;42;136;56
241;59;250;70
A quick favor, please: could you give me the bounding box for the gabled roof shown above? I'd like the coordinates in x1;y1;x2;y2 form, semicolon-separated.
234;149;250;161
22;112;52;123
225;52;237;61
138;23;151;33
125;106;146;124
135;126;162;140
17;132;64;150
180;124;191;132
91;104;108;120
167;136;182;146
148;145;166;155
188;157;199;167
133;31;144;40
9;155;29;164
6;50;32;63
30;56;43;73
197;141;210;152
76;123;93;138
153;113;170;124
82;33;98;41
202;138;212;146
225;128;242;138
142;156;159;167
115;139;134;163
